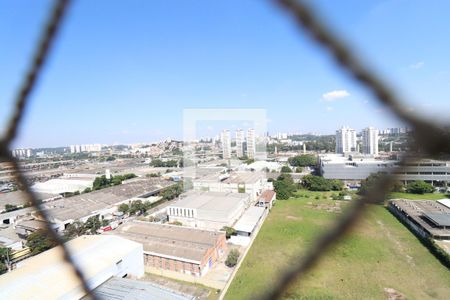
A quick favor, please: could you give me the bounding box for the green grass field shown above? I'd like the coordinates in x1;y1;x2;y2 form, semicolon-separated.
225;196;450;300
388;192;449;200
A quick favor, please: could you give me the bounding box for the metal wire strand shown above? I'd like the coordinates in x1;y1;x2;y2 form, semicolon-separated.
0;0;95;298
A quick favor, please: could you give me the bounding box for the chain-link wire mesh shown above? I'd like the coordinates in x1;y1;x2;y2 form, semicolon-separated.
0;0;449;299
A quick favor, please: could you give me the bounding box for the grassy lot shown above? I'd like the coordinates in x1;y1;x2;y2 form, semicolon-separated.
388;192;449;200
225;195;450;300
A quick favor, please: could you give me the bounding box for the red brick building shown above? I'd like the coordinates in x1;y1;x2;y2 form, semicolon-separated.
111;222;226;276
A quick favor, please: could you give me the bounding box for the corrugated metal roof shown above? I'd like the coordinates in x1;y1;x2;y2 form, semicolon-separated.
85;277;195;300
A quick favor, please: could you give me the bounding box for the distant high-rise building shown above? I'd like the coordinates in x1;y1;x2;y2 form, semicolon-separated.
236;129;244;158
362;127;379;155
70;145;75;153
221;130;231;160
247;128;256;159
335;126;356;154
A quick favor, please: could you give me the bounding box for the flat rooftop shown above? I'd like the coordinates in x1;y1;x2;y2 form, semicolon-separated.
169;191;248;223
110;222;224;263
234;206;265;233
0;235;143;300
173;191;248;210
196;171;265;184
45;178;174;222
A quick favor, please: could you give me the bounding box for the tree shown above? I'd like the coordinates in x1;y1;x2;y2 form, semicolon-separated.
295;167;303;173
4;204;19;212
93;175;110;190
83;216;102;234
222;226;236;239
129;200;145;215
106;156;116;161
288;155;317;167
0;247;11;275
245;158;255;165
301;175;343;191
146;173;160;178
26;229;58;255
83;187;92;193
225;249;240;267
273;174;297;200
64;221;85;239
406;180;434;194
118;203;129;214
281;166;292;173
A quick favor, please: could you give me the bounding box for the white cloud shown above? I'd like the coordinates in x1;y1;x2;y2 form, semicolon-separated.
326;106;333;111
322;90;350;101
409;61;424;69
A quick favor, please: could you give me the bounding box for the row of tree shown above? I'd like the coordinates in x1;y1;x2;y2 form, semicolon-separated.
92;173;137;191
358;173;435;195
288;155;317;167
301;175;344;191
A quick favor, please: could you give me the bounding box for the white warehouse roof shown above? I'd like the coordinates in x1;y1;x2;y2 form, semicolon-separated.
0;235;144;300
437;199;450;209
234;206;265;234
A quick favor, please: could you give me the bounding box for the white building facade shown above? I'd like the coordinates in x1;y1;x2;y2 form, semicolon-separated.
221;130;231;159
247;128;256;159
236;129;244;158
335;126;357;154
362;127;379;155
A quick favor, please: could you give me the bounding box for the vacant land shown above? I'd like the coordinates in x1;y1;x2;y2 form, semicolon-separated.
388;192;449;200
225;196;450;299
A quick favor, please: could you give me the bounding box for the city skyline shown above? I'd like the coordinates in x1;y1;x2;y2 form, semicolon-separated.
2;0;450;148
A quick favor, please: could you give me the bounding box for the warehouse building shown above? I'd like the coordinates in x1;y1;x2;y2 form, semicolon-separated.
167;191;249;230
0;235;144;299
192;171;272;201
234;206;266;237
0;191;60;212
389;199;450;240
84;277;195;300
31;174;97;195
110;222;226;277
44;178;173;232
319;154;450;185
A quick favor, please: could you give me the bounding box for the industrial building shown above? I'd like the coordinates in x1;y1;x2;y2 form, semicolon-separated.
319;154;450;185
31;174;96;195
0;191;60;212
0;235;144;299
44;178;173;232
85;277;195;300
167;191;249;230
234;206;266;236
192;171;273;201
389;199;450;240
110;222;226;277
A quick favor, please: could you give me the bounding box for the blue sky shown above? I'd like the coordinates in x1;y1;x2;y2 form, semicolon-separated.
1;0;450;148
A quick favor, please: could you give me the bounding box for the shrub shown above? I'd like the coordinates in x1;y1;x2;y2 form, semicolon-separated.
406;180;434;194
225;249;240;267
